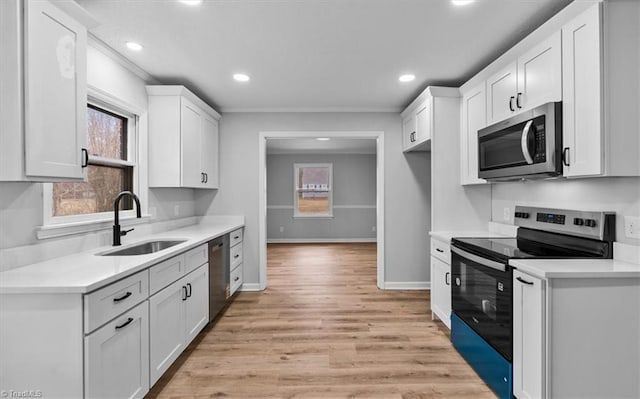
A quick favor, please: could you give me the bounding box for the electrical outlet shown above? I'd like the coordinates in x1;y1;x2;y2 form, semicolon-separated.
625;216;640;239
503;207;511;222
279;226;284;233
174;205;180;217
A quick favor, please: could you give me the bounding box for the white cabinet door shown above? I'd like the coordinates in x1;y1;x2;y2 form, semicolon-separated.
430;256;451;329
402;113;416;150
181;98;204;187
24;0;87;179
415;100;430;144
486;62;517;124
201;115;219;189
562;3;603;177
85;301;149;399
149;279;186;386
460;82;487;185
517;31;562;111
184;265;209;345
513;270;545;399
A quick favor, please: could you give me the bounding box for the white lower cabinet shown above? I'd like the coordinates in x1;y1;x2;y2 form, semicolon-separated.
85;301;149;399
513;270;544;399
150;264;209;385
430;256;451;329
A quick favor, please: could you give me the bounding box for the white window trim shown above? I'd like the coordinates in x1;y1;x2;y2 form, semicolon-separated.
39;86;149;239
293;163;333;218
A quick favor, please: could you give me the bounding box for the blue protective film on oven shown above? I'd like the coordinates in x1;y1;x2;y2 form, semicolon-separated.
451;313;513;399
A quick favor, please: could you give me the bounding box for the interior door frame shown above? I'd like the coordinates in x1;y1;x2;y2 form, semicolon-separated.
258;131;385;290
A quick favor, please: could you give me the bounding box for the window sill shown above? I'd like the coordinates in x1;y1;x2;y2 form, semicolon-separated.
292;214;335;219
37;215;151;240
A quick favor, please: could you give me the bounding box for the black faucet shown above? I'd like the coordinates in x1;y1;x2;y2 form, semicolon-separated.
113;191;142;246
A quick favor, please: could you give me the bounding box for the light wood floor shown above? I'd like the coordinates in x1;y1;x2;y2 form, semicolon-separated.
147;243;495;399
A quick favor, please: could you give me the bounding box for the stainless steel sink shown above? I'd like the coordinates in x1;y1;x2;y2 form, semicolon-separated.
98;239;187;256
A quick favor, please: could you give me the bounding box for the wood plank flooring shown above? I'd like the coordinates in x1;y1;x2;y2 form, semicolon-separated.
147;243;495;399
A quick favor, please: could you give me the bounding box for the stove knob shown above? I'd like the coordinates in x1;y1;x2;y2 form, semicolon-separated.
584;219;597;228
515;212;522;218
573;218;584;226
521;212;529;219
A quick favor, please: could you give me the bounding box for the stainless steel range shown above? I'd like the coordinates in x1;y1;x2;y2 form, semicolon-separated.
449;206;615;399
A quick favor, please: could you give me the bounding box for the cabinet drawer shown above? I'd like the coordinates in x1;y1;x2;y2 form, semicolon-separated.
149;254;185;295
430;238;451;264
229;228;243;247
84;270;149;334
230;263;243;296
184;243;208;274
230;242;243;270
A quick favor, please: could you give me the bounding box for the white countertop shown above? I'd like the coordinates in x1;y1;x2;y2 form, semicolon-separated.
510;258;640;279
0;220;244;294
430;222;518;242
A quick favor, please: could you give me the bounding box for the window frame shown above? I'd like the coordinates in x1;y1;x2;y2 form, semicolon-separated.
293;163;333;219
41;89;144;233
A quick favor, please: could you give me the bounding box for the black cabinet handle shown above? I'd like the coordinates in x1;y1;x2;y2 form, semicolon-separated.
509;96;515;112
115;317;133;330
436;248;444;253
516;92;522;109
234;236;240;240
562;147;570;166
113;292;132;303
182;286;188;301
186;283;192;298
234;276;240;282
201;172;205;183
516;276;534;285
81;148;89;168
234;254;240;259
445;272;450;286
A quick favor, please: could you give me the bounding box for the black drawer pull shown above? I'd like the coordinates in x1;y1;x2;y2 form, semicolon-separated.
516;277;534;285
436;248;444;253
115;317;133;330
445;272;450;286
234;276;240;282
234;236;240;239
234;254;240;259
113;292;132;303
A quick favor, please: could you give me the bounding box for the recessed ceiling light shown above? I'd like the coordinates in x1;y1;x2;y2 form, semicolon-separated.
316;138;330;141
398;74;416;83
233;73;250;82
179;0;203;5
451;0;475;6
125;42;143;51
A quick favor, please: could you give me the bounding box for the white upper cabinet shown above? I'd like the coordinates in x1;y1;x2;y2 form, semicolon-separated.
1;0;92;181
487;32;561;125
401;98;431;152
561;1;639;178
147;85;221;189
460;82;488;185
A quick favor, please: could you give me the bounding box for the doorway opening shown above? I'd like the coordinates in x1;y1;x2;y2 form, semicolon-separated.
258;131;385;290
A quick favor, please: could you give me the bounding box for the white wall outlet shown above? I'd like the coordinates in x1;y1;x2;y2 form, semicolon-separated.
624;216;640;239
174;205;180;217
279;226;284;233
503;207;511;222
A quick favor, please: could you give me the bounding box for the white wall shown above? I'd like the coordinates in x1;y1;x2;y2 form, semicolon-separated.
491;177;640;245
0;44;196;252
267;153;376;241
195;112;432;286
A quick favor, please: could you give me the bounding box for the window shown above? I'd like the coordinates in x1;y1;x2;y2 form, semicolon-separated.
46;100;138;225
294;163;333;217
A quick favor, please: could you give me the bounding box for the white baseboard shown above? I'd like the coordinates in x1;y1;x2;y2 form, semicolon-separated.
382;281;430;290
239;283;263;292
267;238;377;244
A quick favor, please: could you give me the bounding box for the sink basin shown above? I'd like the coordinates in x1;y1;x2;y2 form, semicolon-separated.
98;239;187;256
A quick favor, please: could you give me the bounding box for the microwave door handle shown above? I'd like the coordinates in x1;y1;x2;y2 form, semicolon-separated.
521;120;534;165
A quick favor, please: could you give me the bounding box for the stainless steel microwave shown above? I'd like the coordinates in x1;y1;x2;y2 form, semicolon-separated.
478;102;562;181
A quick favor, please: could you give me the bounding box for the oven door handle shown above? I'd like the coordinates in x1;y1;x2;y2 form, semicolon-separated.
521;120;534;165
451;246;506;272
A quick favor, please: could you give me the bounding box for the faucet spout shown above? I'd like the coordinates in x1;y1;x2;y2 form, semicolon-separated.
113;191;142;246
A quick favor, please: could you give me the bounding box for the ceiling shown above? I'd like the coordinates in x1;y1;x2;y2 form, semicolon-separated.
266;138;377;154
77;0;573;113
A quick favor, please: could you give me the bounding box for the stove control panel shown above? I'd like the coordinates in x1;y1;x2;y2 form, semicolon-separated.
514;206;614;241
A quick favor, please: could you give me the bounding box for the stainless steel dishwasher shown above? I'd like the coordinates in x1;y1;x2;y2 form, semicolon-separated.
208;235;229;322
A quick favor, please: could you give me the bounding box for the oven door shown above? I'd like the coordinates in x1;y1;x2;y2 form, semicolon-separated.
451;245;512;361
